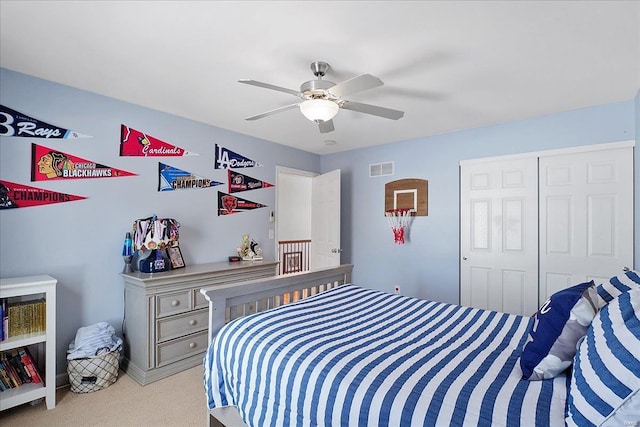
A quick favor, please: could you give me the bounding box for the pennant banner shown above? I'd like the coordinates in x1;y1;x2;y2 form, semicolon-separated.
120;125;198;157
217;191;267;216
31;143;136;181
215;144;262;169
158;163;223;191
228;169;273;194
0;105;91;139
0;180;86;209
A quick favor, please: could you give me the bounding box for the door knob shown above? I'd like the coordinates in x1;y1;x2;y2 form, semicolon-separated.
623;266;630;272
331;248;343;253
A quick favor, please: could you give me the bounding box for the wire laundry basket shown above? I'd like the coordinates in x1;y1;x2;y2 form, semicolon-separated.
67;349;119;393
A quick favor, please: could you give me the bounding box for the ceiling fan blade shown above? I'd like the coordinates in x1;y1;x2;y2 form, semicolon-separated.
328;74;383;98
341;101;404;120
238;79;302;97
318;119;335;133
245;103;300;121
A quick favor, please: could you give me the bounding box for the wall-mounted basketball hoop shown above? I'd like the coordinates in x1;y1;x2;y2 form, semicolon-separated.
384;178;428;244
385;208;413;244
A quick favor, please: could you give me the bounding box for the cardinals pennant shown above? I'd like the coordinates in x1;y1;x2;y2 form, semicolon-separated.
120;125;198;157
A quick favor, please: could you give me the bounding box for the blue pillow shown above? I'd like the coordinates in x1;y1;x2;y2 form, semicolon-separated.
520;281;598;380
566;288;640;427
595;270;640;309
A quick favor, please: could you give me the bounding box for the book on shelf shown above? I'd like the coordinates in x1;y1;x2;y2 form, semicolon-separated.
1;298;46;340
0;347;44;391
0;360;13;389
0;298;6;341
20;347;42;384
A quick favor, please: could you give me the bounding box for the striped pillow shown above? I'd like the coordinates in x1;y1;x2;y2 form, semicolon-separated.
595;270;640;309
566;288;640;427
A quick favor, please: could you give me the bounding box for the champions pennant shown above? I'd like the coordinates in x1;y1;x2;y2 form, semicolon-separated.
0;105;91;139
0;180;86;209
31;143;136;181
158;163;223;192
228;169;273;194
215;144;262;169
120;125;198;157
218;192;267;216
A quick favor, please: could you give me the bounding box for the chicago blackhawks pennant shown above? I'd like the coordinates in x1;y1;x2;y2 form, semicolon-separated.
228;169;273;194
120;125;198;157
158;163;223;192
0;180;86;209
31;143;136;181
215;144;262;169
217;191;266;216
0;105;91;139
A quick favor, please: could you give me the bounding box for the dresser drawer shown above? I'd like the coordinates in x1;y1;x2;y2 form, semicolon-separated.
156;331;208;367
156;290;192;318
156;308;208;343
194;288;208;309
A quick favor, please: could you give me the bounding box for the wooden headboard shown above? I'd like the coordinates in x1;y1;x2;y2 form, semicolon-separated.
200;264;354;344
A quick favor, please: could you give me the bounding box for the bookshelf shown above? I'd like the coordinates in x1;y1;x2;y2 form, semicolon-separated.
0;275;56;410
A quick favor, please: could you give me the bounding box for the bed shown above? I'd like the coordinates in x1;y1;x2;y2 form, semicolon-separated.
200;265;640;427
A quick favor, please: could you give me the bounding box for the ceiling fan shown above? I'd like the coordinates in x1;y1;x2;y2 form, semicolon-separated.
239;61;404;134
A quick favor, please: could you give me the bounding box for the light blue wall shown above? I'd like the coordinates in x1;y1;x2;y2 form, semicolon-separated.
2;67;637;378
0;68;319;377
322;100;636;304
636;89;640;268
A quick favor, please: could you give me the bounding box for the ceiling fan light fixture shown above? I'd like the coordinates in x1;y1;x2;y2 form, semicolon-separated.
299;99;339;122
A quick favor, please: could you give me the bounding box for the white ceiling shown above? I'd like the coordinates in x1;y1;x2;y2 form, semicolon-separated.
1;1;639;155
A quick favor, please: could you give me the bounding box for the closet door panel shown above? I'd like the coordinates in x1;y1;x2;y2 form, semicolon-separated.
461;157;539;315
539;146;633;304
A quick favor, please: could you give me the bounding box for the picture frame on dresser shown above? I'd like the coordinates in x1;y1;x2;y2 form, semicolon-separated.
166;246;185;269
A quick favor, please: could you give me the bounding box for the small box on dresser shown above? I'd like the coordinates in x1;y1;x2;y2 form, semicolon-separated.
121;260;278;385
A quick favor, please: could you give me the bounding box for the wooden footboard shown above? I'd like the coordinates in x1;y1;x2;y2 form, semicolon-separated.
200;264;353;345
201;264;354;427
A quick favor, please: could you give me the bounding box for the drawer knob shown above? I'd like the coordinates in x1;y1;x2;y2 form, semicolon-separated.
171;300;179;306
189;342;196;349
189;319;196;326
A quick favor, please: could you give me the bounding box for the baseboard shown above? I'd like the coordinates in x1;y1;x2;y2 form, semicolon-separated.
55;372;69;389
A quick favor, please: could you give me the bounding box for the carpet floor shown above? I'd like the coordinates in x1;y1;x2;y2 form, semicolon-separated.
0;365;207;426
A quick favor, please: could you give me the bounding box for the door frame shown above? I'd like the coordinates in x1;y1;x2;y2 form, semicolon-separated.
275;166;317;265
459;140;633;167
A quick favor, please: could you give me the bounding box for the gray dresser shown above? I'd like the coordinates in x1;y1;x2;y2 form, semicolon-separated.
121;260;278;385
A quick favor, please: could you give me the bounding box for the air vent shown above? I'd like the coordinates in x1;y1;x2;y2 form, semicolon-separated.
369;162;394;177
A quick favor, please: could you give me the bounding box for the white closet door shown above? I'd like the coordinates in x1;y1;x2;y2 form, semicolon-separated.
460;157;539;315
539;146;633;303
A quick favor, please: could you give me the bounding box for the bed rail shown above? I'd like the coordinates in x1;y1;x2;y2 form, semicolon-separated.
201;264;353;344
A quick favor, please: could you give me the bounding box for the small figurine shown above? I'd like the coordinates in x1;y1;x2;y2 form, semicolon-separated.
236;234;262;260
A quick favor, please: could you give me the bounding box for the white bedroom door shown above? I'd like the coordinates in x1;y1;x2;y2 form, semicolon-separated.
539;145;633;303
311;169;341;269
460;157;539;316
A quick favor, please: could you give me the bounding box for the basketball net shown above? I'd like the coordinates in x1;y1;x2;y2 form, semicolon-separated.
385;208;413;244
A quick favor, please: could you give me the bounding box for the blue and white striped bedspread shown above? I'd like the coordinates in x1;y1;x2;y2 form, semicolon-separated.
204;285;567;426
